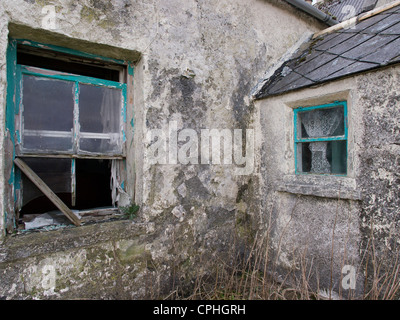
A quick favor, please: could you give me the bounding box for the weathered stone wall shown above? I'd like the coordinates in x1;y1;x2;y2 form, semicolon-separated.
256;64;400;298
0;0;322;298
357;66;400;287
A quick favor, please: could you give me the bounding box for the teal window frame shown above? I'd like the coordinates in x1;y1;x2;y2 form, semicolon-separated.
18;65;127;156
13;40;128;157
294;101;348;176
5;38;134;232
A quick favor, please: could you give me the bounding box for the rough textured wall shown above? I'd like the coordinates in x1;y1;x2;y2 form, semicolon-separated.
0;0;322;298
256;65;400;298
357;66;400;284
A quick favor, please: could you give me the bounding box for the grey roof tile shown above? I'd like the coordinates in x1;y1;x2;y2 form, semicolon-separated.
340;34;398;60
380;21;400;35
360;37;400;64
313;32;355;51
325;60;379;79
381;4;400;14
306;56;355;81
316;0;376;22
283;75;315;91
341;12;389;33
254;5;400;99
326;33;374;55
294;52;337;75
264;72;305;95
312;32;341;47
361;14;400;33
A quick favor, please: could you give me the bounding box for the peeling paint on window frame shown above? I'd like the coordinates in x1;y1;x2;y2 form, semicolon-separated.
293;100;348;176
4;38;135;233
17;65;127;157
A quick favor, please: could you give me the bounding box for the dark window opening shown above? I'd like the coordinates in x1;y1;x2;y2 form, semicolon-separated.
10;39;129;232
19;158;114;229
20;157;72;215
17;45;123;82
75;159;113;210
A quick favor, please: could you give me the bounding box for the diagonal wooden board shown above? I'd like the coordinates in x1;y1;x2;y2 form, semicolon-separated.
14;158;81;226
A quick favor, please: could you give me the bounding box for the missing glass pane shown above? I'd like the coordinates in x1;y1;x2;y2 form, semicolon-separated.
20;158;73;215
75;159;113;210
17;45;123;82
19;158;114;230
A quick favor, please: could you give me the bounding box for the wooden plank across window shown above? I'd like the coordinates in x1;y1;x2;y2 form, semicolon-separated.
14;157;81;226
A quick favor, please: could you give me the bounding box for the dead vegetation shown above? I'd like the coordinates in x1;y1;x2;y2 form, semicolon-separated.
145;207;400;301
178;231;400;300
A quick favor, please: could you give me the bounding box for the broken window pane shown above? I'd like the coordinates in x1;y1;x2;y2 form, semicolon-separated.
13;42;128;232
78;84;122;154
75;159;113;210
297;106;345;139
22;75;74;152
21;157;72;209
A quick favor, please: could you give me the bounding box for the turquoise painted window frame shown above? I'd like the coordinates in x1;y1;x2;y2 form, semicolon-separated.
293;101;348;176
17;65;127;156
5;38;134;231
14;40;129;158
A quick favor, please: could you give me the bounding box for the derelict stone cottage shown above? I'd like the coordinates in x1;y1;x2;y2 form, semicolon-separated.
254;0;400;298
0;0;399;299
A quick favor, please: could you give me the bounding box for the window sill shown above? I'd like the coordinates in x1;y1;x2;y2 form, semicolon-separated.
0;218;145;264
275;174;362;200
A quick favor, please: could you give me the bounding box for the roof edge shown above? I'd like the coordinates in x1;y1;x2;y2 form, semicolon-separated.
313;0;400;38
284;0;339;26
250;32;314;100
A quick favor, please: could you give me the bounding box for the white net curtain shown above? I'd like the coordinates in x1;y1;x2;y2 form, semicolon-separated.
300;108;342;174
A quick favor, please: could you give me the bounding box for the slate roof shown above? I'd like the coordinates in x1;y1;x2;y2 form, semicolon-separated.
254;3;400;99
316;0;377;22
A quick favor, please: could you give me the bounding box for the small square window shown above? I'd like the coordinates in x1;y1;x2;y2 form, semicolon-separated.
294;101;347;175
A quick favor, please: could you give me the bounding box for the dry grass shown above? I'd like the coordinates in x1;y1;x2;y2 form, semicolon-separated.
147;199;400;301
179;231;400;300
164;222;400;300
